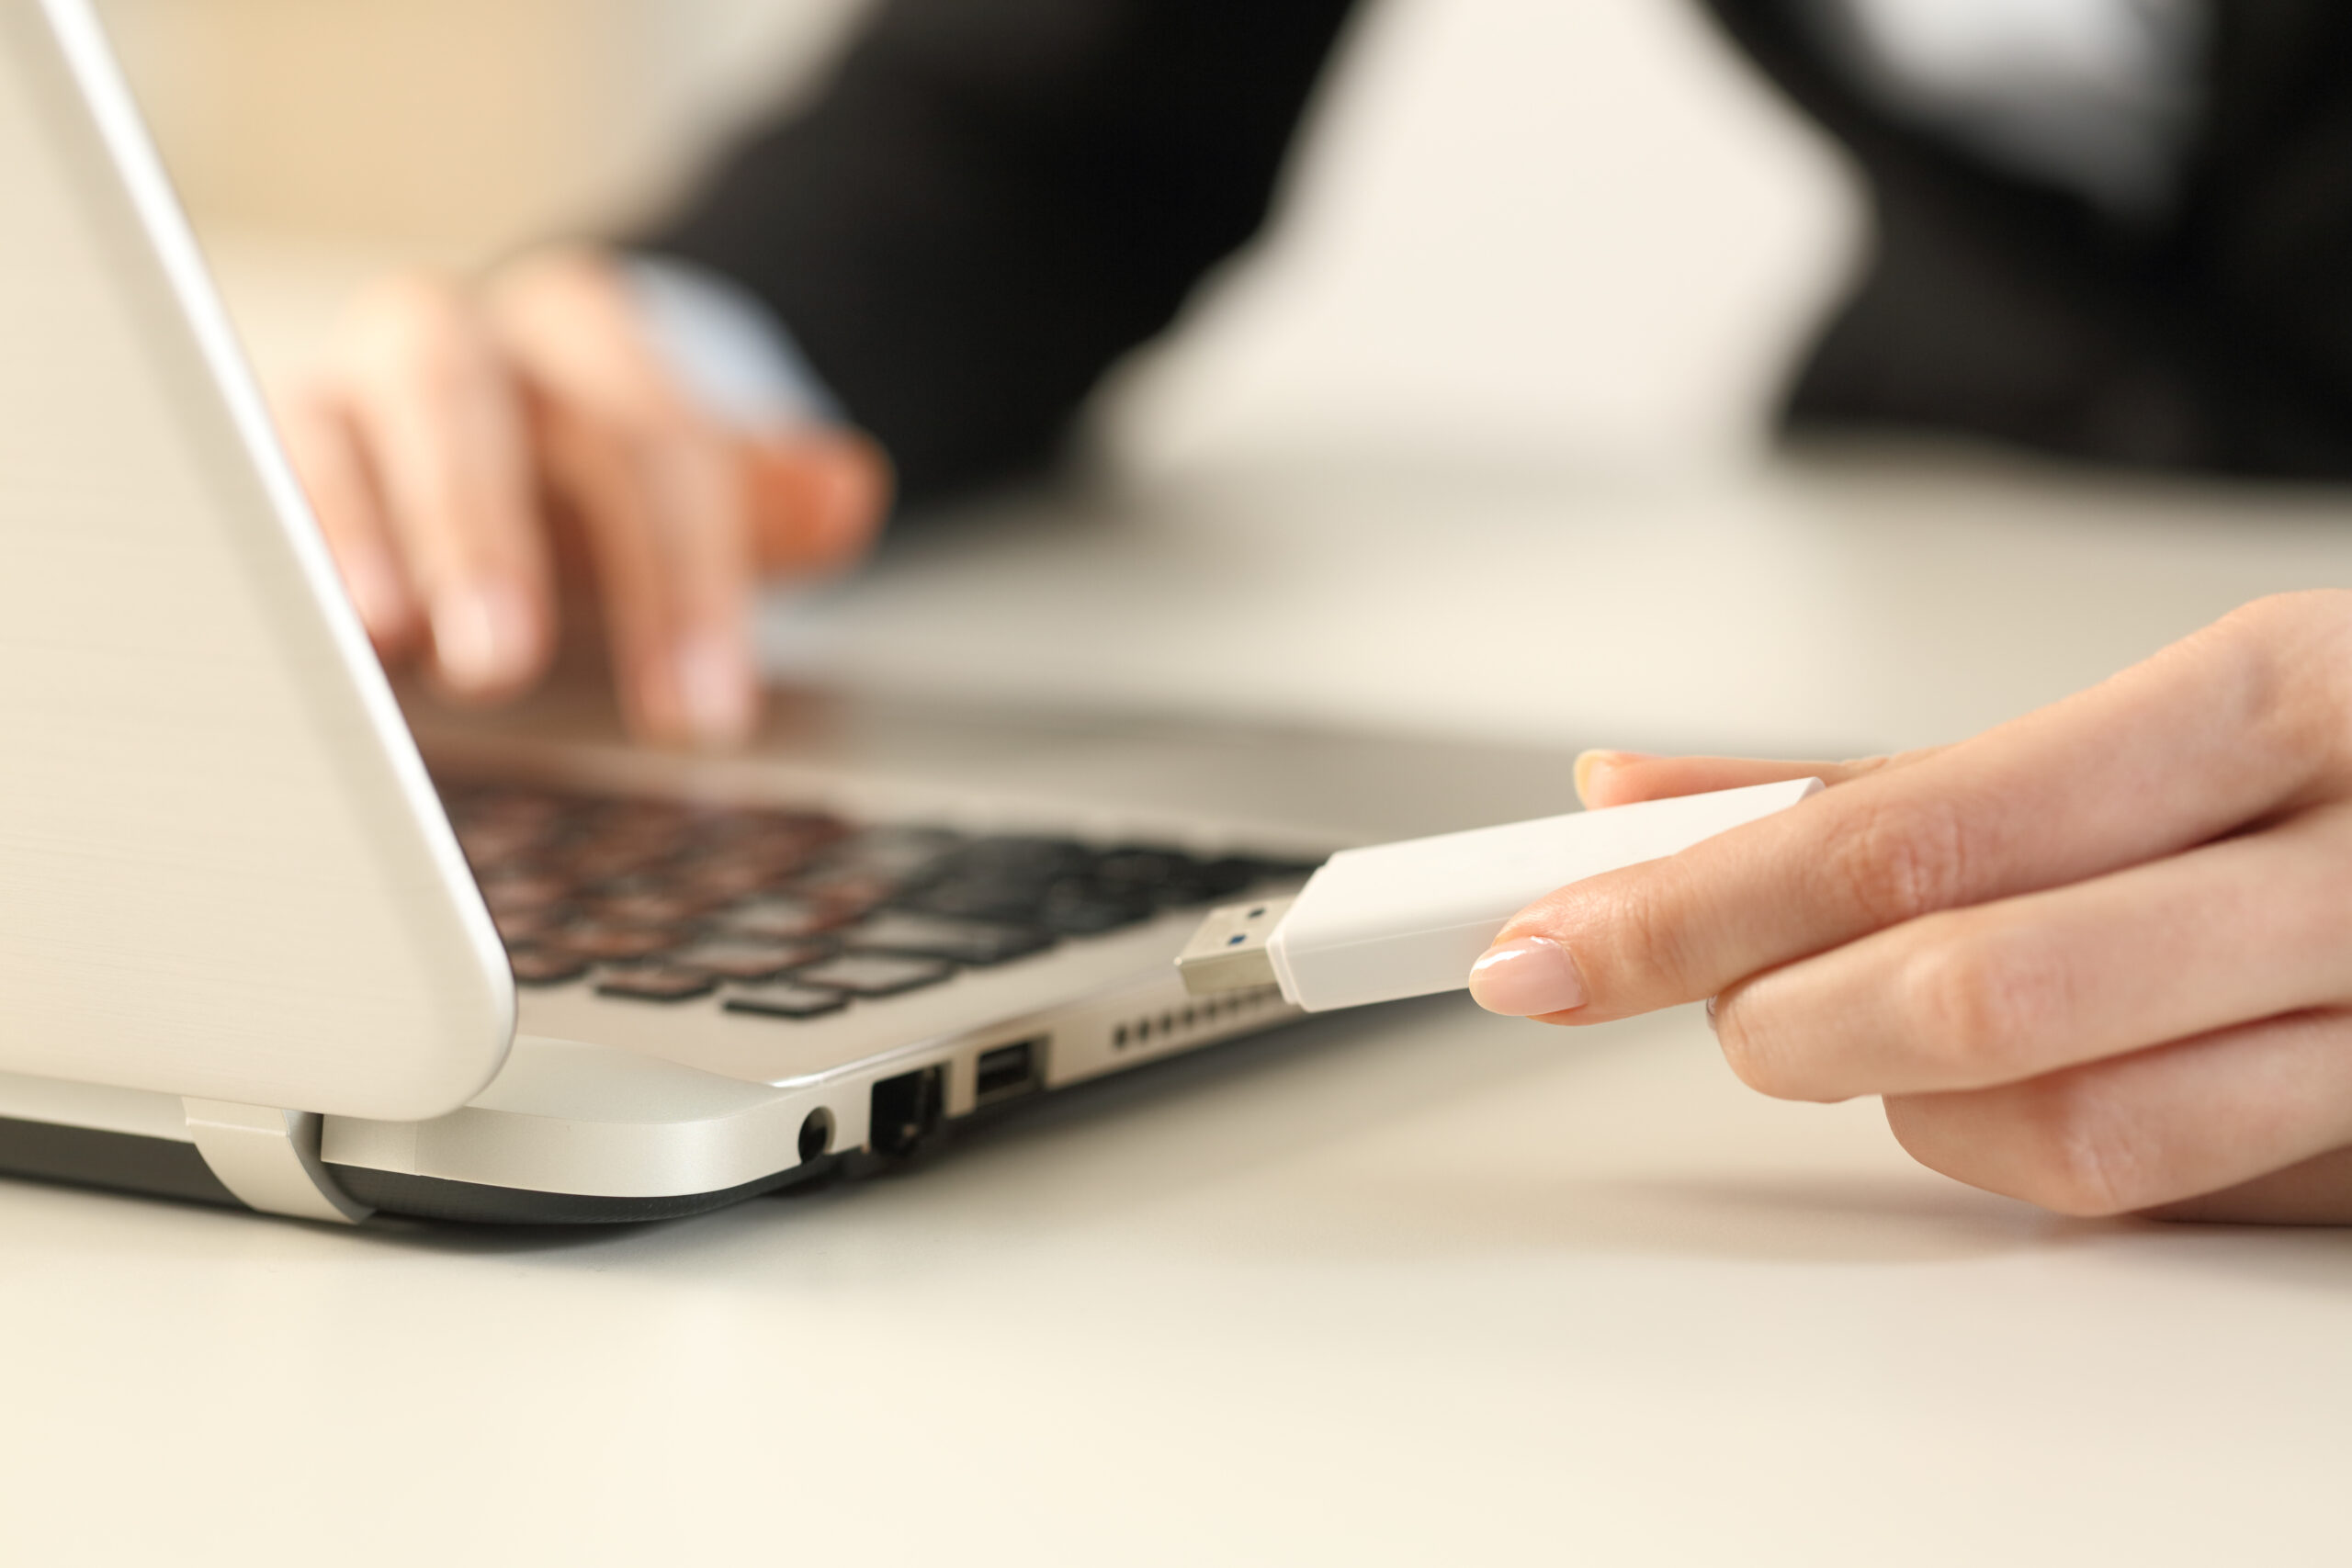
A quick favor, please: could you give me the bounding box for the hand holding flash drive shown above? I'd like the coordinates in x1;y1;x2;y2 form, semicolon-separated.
1176;778;1823;1012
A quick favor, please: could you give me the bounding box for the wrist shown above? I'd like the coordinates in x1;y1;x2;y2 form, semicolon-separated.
617;252;842;432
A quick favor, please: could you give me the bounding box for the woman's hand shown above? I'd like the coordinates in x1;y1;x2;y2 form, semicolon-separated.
273;248;890;747
1469;591;2352;1224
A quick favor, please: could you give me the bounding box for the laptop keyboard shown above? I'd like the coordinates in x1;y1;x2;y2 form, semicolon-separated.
438;784;1315;1019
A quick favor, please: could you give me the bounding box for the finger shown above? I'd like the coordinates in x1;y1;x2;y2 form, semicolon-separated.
1574;750;1918;809
271;381;422;658
1478;595;2350;1023
745;428;893;577
1714;802;2352;1100
1882;1007;2352;1217
2139;1144;2352;1224
338;276;557;700
547;406;759;746
489;253;757;747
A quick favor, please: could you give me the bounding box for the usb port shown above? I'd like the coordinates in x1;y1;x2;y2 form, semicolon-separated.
974;1038;1043;1104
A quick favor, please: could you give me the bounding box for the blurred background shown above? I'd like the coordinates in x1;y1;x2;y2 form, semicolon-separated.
93;0;1862;480
82;0;2352;761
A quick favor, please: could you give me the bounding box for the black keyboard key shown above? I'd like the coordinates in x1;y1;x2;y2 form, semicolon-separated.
696;805;833;841
456;822;550;872
897;877;1046;923
492;907;568;948
508;948;586;987
557;842;683;884
689;829;834;883
594;964;718;1003
724;982;851;1021
782;869;900;913
579;796;698;832
549;920;686;962
846;913;1054;966
447;787;570;837
951;836;1095;878
714;894;852;941
670;937;831;982
820;826;966;881
478;871;574;915
668;857;796;902
792;953;955;998
579;888;717;925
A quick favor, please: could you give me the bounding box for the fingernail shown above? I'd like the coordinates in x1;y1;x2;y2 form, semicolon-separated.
1468;937;1588;1017
341;548;405;639
431;581;533;693
1704;995;1720;1033
672;631;756;745
1574;750;1657;806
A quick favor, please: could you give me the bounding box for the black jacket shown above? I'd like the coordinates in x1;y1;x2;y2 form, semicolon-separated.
653;0;2352;502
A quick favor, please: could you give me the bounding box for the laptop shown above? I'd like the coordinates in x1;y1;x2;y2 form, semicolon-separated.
0;0;1571;1226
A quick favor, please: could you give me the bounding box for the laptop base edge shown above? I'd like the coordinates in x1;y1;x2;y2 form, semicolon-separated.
0;1115;241;1210
326;1161;839;1225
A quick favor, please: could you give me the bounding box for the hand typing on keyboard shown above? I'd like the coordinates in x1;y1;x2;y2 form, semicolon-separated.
272;249;891;748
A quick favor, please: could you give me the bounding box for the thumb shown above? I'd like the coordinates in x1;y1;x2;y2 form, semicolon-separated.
743;429;894;577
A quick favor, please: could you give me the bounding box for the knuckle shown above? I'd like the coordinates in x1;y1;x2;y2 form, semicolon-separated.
573;416;731;538
1712;996;1816;1100
492;246;621;312
2199;592;2352;750
1821;793;1973;927
1611;861;1717;997
2213;588;2350;644
1893;1078;2152;1217
350;276;492;396
2007;1077;2151;1217
571;408;659;475
1894;926;2060;1083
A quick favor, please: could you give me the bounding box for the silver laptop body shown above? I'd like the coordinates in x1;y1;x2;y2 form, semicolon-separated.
0;0;1555;1225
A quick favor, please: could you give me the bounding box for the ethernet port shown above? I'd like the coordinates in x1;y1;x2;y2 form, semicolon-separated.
974;1038;1044;1106
869;1065;945;1158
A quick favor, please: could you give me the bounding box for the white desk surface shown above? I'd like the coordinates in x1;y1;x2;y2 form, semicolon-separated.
9;438;2352;1564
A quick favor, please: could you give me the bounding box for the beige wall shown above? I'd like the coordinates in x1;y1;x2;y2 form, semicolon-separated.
95;0;869;258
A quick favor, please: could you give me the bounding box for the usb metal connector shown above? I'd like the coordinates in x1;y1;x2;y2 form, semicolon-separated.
1174;895;1295;995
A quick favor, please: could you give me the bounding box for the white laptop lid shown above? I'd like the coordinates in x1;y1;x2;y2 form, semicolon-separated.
0;0;512;1119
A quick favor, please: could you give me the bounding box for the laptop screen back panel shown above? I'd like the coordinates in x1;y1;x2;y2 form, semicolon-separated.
0;1;513;1120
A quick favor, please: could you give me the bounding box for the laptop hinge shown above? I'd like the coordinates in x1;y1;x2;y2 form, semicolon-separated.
181;1100;373;1224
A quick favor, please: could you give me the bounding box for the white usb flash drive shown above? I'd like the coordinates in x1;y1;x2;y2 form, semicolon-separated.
1176;777;1824;1012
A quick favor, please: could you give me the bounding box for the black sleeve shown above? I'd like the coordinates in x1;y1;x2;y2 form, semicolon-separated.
647;0;1361;503
1701;0;2352;480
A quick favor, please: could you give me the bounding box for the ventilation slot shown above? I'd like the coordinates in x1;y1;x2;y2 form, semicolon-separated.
1110;986;1284;1054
